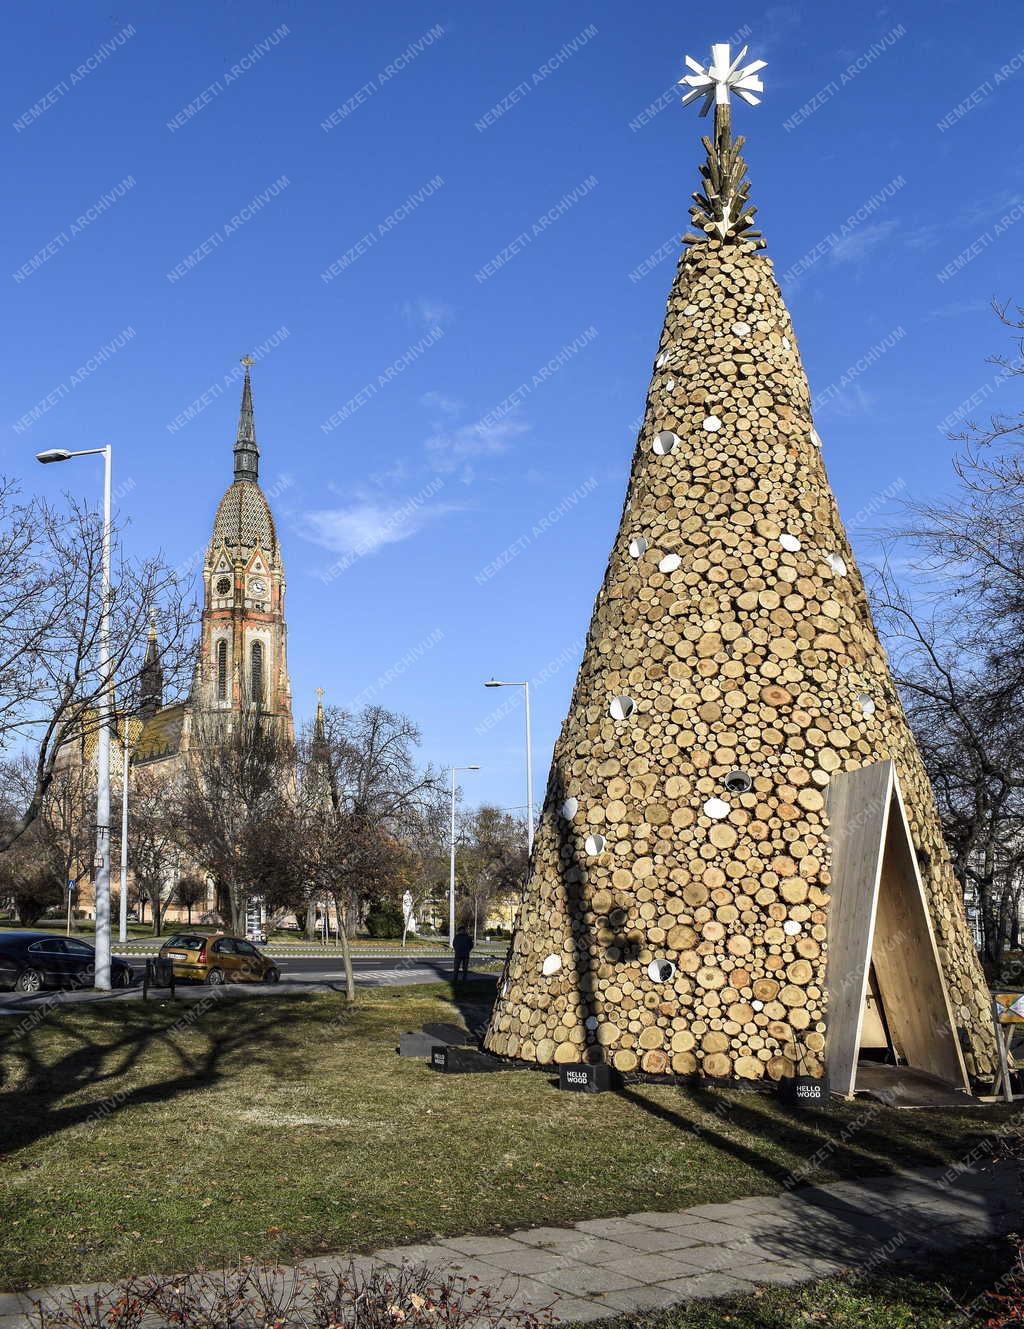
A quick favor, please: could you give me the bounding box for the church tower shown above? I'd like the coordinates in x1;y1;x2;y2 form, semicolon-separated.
195;359;294;739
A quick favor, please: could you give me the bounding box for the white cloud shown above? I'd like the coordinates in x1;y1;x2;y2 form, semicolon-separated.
402;297;455;330
420;389;464;418
299;492;458;557
830;218;900;265
425;417;530;475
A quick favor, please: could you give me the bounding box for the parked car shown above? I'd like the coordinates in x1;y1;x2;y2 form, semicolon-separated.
157;932;280;985
0;932;135;993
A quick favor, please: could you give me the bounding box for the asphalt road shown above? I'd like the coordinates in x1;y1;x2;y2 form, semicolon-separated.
0;953;498;1012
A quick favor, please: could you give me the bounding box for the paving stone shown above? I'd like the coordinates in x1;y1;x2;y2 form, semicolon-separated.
663;1218;758;1245
596;1283;683;1313
658;1272;756;1300
371;1244;456;1267
609;1223;731;1253
536;1264;642;1297
601;1251;707;1283
538;1295;612;1322
735;1259;818;1287
625;1209;726;1228
476;1247;569;1276
439;1234;523;1256
511;1228;639;1263
568;1237;659;1264
492;1276;561;1311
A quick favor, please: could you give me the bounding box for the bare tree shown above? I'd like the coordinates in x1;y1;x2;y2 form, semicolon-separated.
456;805;529;940
295;705;442;996
0;759;92;926
126;770;184;936
174;874;207;926
0;481;193;852
872;299;1024;967
177;710;294;934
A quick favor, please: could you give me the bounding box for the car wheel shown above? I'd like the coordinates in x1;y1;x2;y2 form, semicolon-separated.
14;969;43;994
207;967;225;986
266;967;280;984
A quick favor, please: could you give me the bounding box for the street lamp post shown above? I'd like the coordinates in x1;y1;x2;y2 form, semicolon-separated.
37;446;114;990
118;721;131;945
483;679;534;854
449;764;480;947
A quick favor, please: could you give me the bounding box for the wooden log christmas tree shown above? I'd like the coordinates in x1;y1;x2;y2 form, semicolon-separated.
484;44;996;1087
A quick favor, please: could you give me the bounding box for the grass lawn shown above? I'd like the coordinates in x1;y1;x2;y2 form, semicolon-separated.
584;1237;1023;1328
1;981;1019;1292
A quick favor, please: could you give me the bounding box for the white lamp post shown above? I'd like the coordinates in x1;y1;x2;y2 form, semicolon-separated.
118;720;132;945
36;446;114;990
483;679;534;854
449;764;480;947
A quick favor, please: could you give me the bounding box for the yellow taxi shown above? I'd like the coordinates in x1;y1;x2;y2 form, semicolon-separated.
158;932;280;985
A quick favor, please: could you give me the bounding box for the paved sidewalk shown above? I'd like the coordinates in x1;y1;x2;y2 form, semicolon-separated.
1;1163;1017;1325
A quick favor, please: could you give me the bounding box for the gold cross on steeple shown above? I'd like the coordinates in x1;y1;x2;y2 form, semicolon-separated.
240;354;254;369
315;687;324;702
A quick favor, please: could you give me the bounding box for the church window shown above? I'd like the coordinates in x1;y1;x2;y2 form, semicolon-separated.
251;641;264;705
216;640;228;701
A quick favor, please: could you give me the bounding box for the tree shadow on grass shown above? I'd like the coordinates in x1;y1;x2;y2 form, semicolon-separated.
0;993;319;1156
615;1078;973;1195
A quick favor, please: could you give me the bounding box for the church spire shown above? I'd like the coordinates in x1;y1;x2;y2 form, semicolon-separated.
139;612;163;719
233;355;260;482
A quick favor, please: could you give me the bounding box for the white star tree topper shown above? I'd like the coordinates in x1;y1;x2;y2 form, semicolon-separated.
679;43;766;118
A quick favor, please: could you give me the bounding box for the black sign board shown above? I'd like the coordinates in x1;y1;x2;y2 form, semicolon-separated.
429;1045;504;1074
781;1074;830;1107
558;1062;614;1094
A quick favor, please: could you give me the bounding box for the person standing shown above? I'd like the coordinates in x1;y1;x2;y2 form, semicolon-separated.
452;926;473;982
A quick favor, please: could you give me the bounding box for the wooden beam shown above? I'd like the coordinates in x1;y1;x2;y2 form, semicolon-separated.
825;760;893;1097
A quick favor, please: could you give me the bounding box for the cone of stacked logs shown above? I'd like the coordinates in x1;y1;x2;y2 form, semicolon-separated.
483;123;996;1085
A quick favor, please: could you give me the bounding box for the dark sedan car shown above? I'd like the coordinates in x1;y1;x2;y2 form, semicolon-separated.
0;932;134;993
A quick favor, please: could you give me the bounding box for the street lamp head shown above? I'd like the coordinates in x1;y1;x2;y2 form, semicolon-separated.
484;679;503;688
36;449;74;464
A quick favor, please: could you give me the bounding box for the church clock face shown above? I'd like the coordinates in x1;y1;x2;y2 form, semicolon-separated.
250;578;266;595
216;576;231;596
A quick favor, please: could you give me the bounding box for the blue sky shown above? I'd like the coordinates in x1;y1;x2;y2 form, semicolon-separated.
3;0;1022;819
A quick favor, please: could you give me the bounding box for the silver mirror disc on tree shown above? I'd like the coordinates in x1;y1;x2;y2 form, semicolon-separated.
703;797;730;819
779;533;801;552
857;693;876;717
652;430;680;455
702;415;722;433
541;954;562;977
584;833;606;855
560;797;579;820
659;553;682;573
628;536;649;558
825;552;848;576
647;958;676;983
609;696;635;720
783;920;801;936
